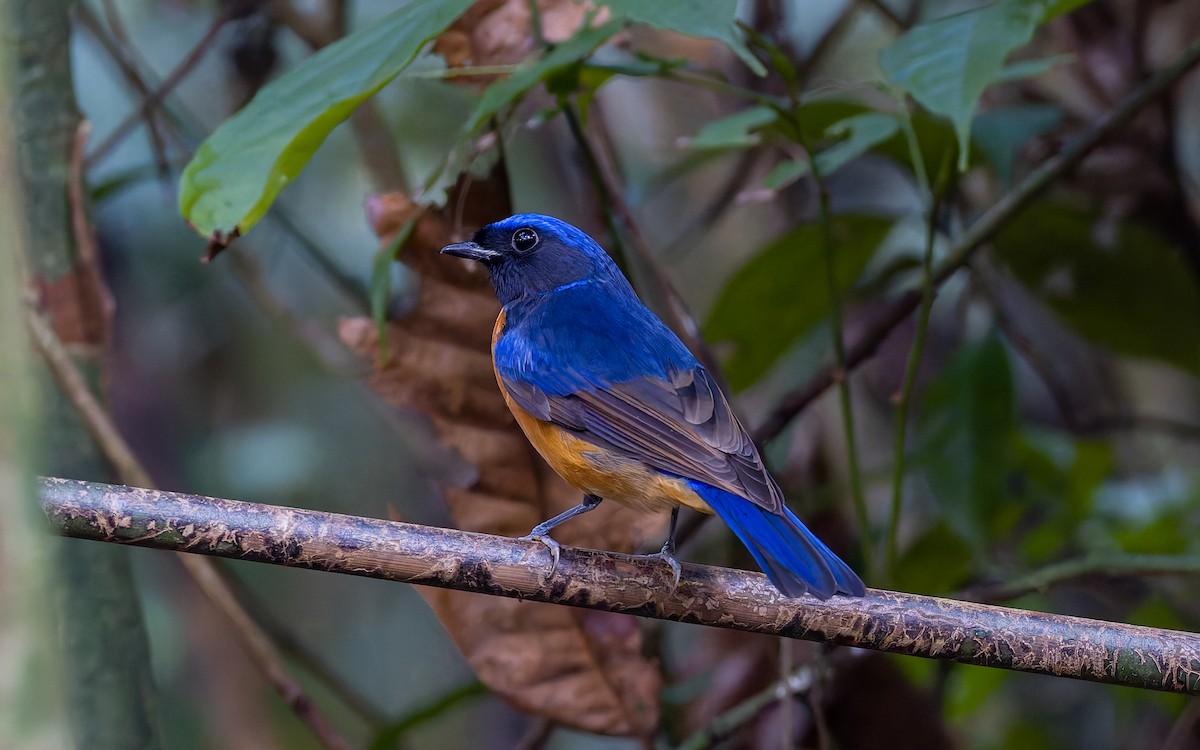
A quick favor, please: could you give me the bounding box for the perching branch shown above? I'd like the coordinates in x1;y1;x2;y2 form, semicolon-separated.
42;477;1200;697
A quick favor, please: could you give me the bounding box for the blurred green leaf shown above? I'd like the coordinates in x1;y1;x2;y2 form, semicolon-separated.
462;20;622;136
945;664;1008;722
993;54;1074;84
971;105;1062;183
600;0;766;76
178;0;473;239
1001;720;1057;750
894;523;974;593
879;0;1048;171
763;158;808;189
1112;513;1191;555
1043;0;1097;21
705;215;892;390
368;681;486;750
758;114;902;188
994;205;1200;374
917;333;1016;548
815;112;900;176
1014;435;1111;562
687;105;778;149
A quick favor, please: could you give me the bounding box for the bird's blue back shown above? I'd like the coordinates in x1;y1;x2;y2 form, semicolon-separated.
494;266;698;396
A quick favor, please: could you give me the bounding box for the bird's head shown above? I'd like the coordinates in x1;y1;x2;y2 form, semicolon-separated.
440;214;624;305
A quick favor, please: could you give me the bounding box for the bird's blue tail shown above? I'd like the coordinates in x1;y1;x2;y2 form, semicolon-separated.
688;480;865;599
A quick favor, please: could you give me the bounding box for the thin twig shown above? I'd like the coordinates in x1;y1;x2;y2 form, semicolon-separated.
754;37;1200;445
1164;695;1200;750
1071;414;1200;442
795;2;859;84
773;73;871;569
41;477;1200;696
84;8;232;168
72;5;174;178
858;0;907;29
965;553;1200;602
67;120;115;348
677;666;814;750
884;114;945;581
25;307;355;750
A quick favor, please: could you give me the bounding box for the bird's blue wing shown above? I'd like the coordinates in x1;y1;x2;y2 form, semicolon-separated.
495;283;785;513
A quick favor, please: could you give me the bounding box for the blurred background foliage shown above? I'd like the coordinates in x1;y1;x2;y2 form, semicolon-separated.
5;0;1200;748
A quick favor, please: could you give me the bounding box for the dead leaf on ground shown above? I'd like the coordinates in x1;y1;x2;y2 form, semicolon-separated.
339;184;664;738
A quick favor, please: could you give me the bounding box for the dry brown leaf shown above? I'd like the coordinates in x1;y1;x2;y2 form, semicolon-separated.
339;185;663;737
34;265;112;349
433;0;602;71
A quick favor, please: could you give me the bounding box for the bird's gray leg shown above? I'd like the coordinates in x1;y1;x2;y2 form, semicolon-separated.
644;506;682;591
520;494;603;577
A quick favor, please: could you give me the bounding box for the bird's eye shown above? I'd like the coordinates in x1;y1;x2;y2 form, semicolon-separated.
511;227;539;253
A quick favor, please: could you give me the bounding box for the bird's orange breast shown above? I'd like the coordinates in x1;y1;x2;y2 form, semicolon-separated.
492;309;712;515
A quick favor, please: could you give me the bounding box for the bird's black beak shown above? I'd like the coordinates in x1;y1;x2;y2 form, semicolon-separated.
440;241;499;263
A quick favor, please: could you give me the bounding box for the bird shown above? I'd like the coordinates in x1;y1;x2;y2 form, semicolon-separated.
440;214;865;599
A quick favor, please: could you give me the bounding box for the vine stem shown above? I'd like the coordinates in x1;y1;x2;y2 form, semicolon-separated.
884;100;943;581
774;97;872;573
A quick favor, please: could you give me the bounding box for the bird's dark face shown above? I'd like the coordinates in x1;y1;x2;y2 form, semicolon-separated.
440;214;621;306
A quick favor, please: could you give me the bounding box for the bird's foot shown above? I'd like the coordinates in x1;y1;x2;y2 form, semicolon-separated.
519;530;562;579
641;549;683;594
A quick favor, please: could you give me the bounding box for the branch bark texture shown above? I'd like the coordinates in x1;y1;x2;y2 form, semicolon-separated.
41;477;1200;697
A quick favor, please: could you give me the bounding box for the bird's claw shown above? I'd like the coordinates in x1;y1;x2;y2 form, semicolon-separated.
519;531;562;578
643;550;683;594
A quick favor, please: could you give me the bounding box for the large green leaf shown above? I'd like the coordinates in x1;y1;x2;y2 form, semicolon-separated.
179;0;473;239
600;0;765;75
879;0;1048;171
705;215;892;390
994;205;1200;373
917;334;1017;548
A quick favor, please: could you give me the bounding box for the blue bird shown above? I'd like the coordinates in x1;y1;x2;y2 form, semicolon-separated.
441;214;865;599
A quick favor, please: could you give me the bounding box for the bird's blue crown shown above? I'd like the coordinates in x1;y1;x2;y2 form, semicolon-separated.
470;214;631;305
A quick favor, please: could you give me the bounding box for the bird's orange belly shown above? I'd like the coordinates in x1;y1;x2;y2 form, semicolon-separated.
506;394;713;514
492;310;713;514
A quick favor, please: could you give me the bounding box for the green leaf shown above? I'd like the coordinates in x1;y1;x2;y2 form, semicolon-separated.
1013;434;1111;563
179;0;473;239
879;0;1048;171
460;20;622;136
917;333;1016;548
758;114;902;192
1043;0;1097;21
994;205;1200;373
687;105;779;149
600;0;765;76
763;159;808;190
993;54;1073;84
705;215;892;390
971;105;1062;183
894;523;974;593
815;112;900;176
